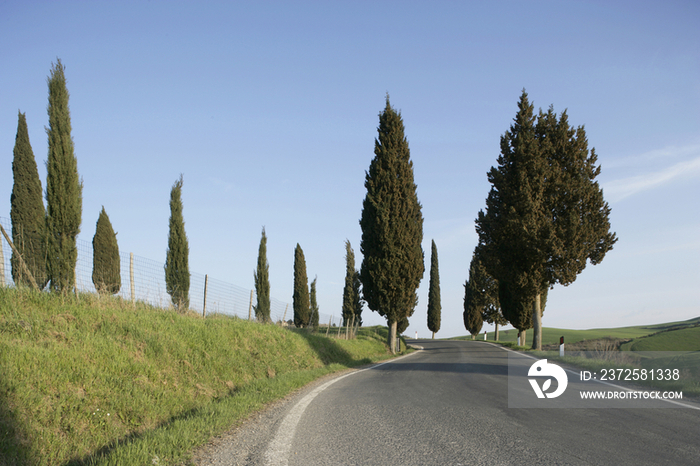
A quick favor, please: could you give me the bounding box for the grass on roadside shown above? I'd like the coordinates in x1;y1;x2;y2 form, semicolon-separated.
0;287;397;465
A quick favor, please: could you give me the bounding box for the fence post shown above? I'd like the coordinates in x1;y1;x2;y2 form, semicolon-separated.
203;274;208;317
282;303;288;324
0;224;38;291
130;253;135;308
248;289;253;320
325;315;331;337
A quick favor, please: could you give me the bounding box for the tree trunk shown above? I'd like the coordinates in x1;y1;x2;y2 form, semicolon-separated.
432;331;434;340
495;322;500;341
388;320;397;354
518;329;527;346
532;293;542;350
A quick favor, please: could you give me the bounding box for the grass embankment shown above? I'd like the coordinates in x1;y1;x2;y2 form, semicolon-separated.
0;287;400;465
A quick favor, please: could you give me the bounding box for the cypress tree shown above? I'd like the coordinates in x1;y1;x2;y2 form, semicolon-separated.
309;276;319;330
463;260;484;338
352;267;363;327
397;316;409;335
342;240;364;327
472;248;506;341
293;244;310;327
92;207;120;294
476;91;616;349
426;240;441;339
360;96;424;353
164;175;190;311
10;111;48;289
45;59;82;293
253;227;271;322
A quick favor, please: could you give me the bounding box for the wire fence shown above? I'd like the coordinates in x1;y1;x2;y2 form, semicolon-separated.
0;216;341;327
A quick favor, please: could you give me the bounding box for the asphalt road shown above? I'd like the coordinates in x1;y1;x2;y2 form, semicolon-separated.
194;339;700;465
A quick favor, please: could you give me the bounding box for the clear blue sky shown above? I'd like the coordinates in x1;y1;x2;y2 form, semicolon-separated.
1;1;698;338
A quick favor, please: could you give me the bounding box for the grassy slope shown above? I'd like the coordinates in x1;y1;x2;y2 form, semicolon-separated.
0;288;397;465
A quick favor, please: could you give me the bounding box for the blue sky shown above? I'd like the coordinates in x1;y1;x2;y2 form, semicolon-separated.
1;1;698;338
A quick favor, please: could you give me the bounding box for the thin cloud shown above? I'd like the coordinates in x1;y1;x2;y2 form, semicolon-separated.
604;143;700;169
603;154;700;202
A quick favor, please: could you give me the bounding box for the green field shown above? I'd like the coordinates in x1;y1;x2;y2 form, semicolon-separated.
454;316;700;348
621;326;700;352
0;287;400;465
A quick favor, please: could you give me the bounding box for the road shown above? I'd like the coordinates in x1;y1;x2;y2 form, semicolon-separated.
194;339;700;465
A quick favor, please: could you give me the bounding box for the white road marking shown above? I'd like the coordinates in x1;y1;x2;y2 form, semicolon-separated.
264;351;421;466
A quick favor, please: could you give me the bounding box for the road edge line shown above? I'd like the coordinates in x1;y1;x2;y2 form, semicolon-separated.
264;349;422;465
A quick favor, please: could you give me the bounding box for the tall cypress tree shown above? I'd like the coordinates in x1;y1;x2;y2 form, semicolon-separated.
164;175;190;311
293;244;310;327
342;240;363;327
309;276;319;329
45;59;82;293
360;96;424;353
92;207;120;295
253;227;271;322
10;111;47;289
427;240;441;339
476;91;616;349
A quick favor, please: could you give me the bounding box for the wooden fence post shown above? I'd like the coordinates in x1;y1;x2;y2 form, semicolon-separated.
325;315;332;337
248;289;253;320
0;224;38;291
282;304;288;324
130;253;135;307
348;314;355;340
202;274;208;317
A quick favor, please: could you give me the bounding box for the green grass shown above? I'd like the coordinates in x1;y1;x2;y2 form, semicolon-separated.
0;287;399;465
620;327;700;352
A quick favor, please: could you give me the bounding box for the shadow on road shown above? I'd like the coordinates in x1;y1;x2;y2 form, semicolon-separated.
371;361;507;375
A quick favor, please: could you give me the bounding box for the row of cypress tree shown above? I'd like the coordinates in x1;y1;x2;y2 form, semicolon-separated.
8;63;429;336
9;60;120;295
252;231;324;329
357;92;615;351
12;69;610;348
8;60;190;305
